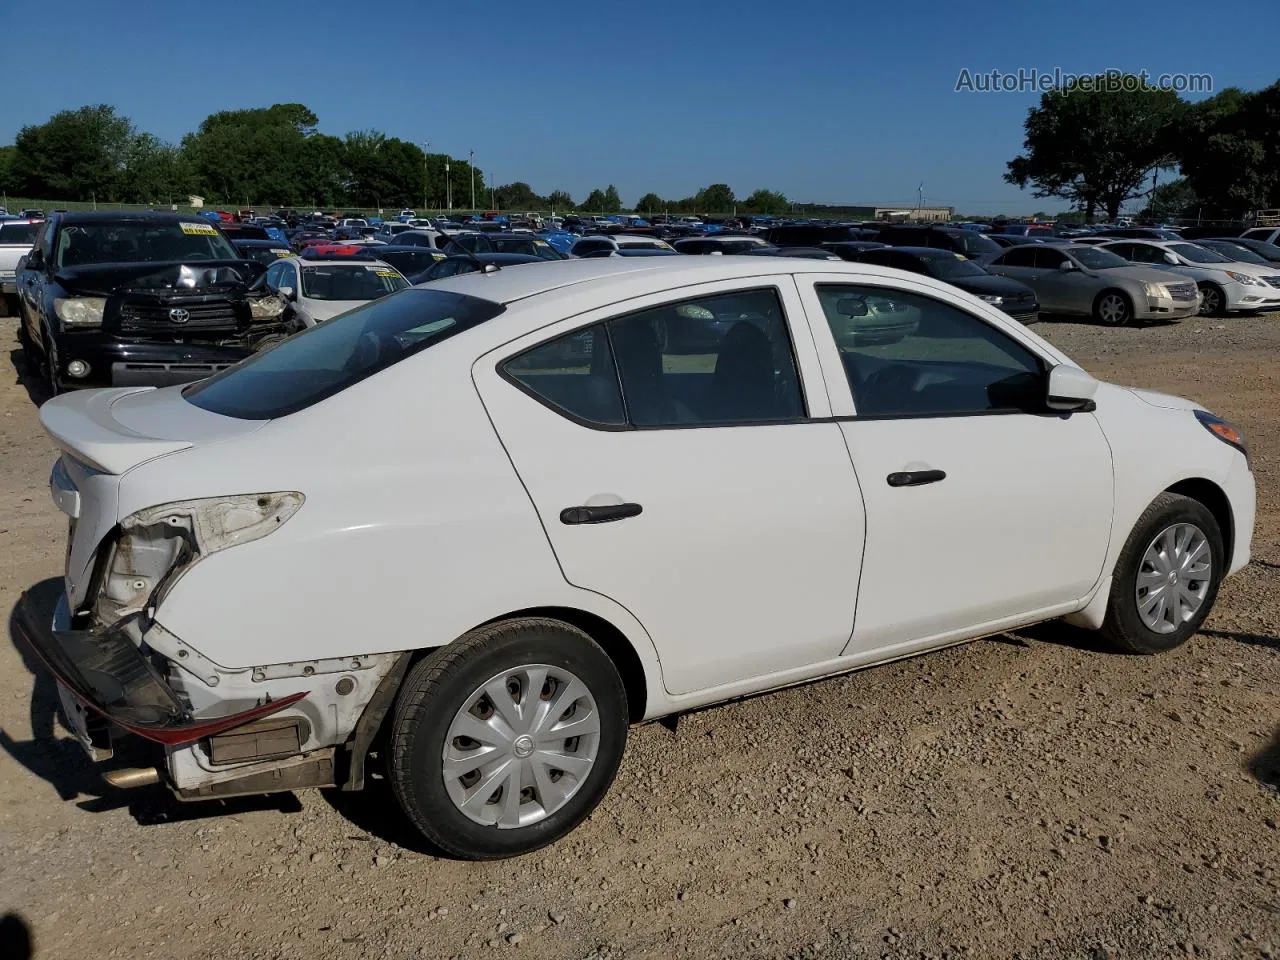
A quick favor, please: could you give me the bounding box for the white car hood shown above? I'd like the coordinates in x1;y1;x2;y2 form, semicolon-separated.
1127;387;1206;412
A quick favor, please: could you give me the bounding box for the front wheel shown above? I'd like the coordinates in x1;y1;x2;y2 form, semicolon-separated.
1101;493;1224;654
1197;283;1224;317
388;618;628;860
1094;290;1134;327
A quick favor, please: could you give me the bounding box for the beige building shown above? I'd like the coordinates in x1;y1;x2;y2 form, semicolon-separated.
874;206;954;222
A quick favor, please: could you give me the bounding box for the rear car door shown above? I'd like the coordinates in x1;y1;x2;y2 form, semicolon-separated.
796;275;1114;657
984;246;1042;302
474;278;867;697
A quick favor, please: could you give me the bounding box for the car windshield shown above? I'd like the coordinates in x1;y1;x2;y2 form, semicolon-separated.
1169;242;1232;264
184;289;506;419
489;237;566;259
925;254;988;278
374;250;445;276
300;264;409;300
55;220;240;266
239;246;291;265
720;239;770;252
613;248;679;257
1201;241;1269;265
0;222;39;244
953;232;1001;258
1070;247;1129;269
616;240;670;250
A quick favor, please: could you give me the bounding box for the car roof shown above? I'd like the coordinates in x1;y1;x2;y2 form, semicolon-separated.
422;256;920;306
284;254;397;270
867;246;953;258
233;238;290;248
53;211;215;224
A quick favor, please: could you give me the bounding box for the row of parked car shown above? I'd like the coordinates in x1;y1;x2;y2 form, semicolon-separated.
6;209;1280;393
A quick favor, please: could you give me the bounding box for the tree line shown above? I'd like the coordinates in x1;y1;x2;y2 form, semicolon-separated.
0;103;796;215
1006;75;1280;221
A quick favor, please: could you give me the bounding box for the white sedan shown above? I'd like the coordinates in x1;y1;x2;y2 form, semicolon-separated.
21;257;1255;860
262;253;409;327
1097;238;1280;315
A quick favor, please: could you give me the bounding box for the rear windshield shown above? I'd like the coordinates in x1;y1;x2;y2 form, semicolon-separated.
184;289;505;419
0;222;39;244
55;220;239;265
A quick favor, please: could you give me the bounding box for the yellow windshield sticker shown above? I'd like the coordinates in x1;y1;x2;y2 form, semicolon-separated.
273;249;292;257
375;270;397;277
180;222;218;236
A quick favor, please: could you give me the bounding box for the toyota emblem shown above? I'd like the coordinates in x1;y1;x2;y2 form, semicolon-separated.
168;308;190;324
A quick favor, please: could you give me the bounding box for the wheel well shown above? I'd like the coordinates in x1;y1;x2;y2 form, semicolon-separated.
1165;478;1234;562
480;606;649;722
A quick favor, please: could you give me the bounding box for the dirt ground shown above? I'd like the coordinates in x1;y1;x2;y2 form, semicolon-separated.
0;312;1276;960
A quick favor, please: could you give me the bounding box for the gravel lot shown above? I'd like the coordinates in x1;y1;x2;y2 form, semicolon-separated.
0;311;1276;960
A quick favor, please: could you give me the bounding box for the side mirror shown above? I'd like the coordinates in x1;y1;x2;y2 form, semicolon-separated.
1047;364;1098;411
278;286;296;301
836;296;869;317
1058;260;1076;271
1163;253;1179;265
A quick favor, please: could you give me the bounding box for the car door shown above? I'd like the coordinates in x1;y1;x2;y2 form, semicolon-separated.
984;246;1042;301
1026;246;1079;310
473;278;867;697
796;276;1114;657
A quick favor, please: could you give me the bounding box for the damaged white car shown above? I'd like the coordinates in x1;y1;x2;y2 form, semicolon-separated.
19;257;1255;859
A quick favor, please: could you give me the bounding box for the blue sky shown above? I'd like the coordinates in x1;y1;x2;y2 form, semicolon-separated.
6;0;1278;214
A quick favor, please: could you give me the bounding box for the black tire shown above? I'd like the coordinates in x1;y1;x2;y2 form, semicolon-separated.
1197;283;1225;317
1101;493;1224;654
388;618;628;860
1093;289;1134;327
42;329;60;397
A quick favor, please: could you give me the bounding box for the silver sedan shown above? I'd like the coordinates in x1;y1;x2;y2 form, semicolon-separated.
982;243;1201;326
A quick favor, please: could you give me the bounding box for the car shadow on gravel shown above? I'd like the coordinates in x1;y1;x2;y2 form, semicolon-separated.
320;777;450;858
8;346;51;408
1250;729;1280;793
5;580;304;827
1004;619;1115;653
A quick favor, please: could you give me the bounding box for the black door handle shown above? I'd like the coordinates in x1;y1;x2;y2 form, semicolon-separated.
560;502;643;525
886;470;946;487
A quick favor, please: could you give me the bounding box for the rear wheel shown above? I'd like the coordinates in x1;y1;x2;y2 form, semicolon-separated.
1102;493;1224;654
1094;290;1134;327
388;618;628;860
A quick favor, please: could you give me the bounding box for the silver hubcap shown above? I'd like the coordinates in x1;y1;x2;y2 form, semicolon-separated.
1099;294;1127;324
1135;523;1212;634
442;664;601;829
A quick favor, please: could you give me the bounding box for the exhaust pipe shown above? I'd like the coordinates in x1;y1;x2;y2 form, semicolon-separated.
103;767;161;789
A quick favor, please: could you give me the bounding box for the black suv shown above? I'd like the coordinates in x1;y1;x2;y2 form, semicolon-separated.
16;212;289;392
866;225;1001;260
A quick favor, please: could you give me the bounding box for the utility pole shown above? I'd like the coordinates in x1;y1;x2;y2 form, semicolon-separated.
427;140;437;213
469;150;475;212
446;157;451;212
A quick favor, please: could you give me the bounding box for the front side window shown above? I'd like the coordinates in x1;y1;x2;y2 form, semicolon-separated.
1031;247;1068;269
185;289;505;419
815;284;1045;417
504;288;806;428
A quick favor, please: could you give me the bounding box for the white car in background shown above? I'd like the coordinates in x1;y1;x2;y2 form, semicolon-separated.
262;253;409;327
19;258;1254;861
1097;239;1280;316
0;218;41;308
570;233;676;257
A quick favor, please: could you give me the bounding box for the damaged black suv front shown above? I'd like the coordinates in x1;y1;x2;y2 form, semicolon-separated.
17;212;292;390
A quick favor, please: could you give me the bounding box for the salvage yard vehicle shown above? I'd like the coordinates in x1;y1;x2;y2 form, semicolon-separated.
262;252;409;327
18;257;1254;860
0;218;42;313
849;246;1040;324
16;212;291;391
982;243;1202;326
1097;239;1280;316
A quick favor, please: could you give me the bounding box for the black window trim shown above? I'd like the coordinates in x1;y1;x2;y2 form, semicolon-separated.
497;284;812;433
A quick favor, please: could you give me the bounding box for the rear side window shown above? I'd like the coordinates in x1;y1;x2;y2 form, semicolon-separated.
184;289;505;419
997;246;1038;268
503;289;805;428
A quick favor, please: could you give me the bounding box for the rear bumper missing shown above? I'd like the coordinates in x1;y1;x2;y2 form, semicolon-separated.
14;582;306;748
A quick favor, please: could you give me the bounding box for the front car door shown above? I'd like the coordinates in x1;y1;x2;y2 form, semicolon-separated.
474;278;867;697
795;275;1114;657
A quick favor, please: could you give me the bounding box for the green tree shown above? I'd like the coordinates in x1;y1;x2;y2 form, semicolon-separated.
602;184;622;211
494;181;543;209
11;104;133;199
634;192;664;213
693;183;735;213
183;103;324;206
0;145;16;195
1180;83;1280;218
1139;178;1198;221
117;133;185;204
583;188;608;212
546;189;574;211
1005;75;1186;221
742;188;788;215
